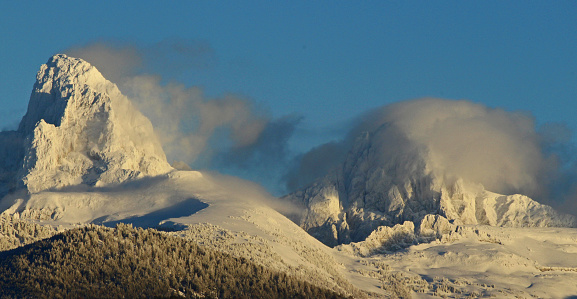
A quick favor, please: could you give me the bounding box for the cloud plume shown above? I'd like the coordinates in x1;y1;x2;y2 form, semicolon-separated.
64;42;577;211
66;43;142;83
65;42;298;193
286;98;577;214
383;99;544;196
121;75;268;164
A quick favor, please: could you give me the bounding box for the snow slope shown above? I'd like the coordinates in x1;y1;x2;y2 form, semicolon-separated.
0;170;381;297
5;169;577;298
370;225;577;298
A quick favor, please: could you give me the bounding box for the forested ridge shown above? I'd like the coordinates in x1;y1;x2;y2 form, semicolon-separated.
0;224;348;298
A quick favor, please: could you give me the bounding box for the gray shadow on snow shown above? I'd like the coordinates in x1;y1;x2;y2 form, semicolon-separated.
92;197;208;231
55;174;172;194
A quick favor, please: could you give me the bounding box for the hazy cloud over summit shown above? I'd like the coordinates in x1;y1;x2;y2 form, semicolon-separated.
65;42;299;193
64;43;577;210
286;98;577;215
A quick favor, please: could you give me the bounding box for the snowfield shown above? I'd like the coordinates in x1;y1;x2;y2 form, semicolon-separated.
0;170;379;297
356;226;577;298
3;170;577;298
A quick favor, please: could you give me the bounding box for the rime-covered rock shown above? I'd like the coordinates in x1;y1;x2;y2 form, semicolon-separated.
337;221;416;256
284;124;576;247
0;54;172;194
418;214;455;240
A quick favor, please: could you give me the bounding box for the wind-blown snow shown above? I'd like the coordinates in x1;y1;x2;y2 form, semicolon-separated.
284;120;576;246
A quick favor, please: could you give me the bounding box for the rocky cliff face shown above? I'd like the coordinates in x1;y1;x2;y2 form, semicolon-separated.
0;54;172;194
284;124;575;247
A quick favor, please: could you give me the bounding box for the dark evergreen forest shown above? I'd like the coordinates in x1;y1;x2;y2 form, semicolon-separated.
0;224;348;298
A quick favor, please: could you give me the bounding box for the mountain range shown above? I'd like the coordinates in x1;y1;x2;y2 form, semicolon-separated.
284;123;575;247
1;55;576;298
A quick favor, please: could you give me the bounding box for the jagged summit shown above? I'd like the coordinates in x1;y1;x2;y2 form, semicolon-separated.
19;54;110;133
284;123;576;247
0;54;172;194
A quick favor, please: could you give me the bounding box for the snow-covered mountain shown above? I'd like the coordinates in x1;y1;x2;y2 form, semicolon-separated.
0;54;171;195
0;55;376;297
3;54;577;298
284;123;576;247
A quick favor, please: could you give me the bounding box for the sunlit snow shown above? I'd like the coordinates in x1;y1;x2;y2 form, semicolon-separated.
1;55;577;298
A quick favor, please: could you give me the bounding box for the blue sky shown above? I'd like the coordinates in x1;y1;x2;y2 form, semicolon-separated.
1;1;576;193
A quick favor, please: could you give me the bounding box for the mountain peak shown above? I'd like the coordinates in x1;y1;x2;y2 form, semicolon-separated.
18;54;108;133
1;54;172;194
284;122;576;246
